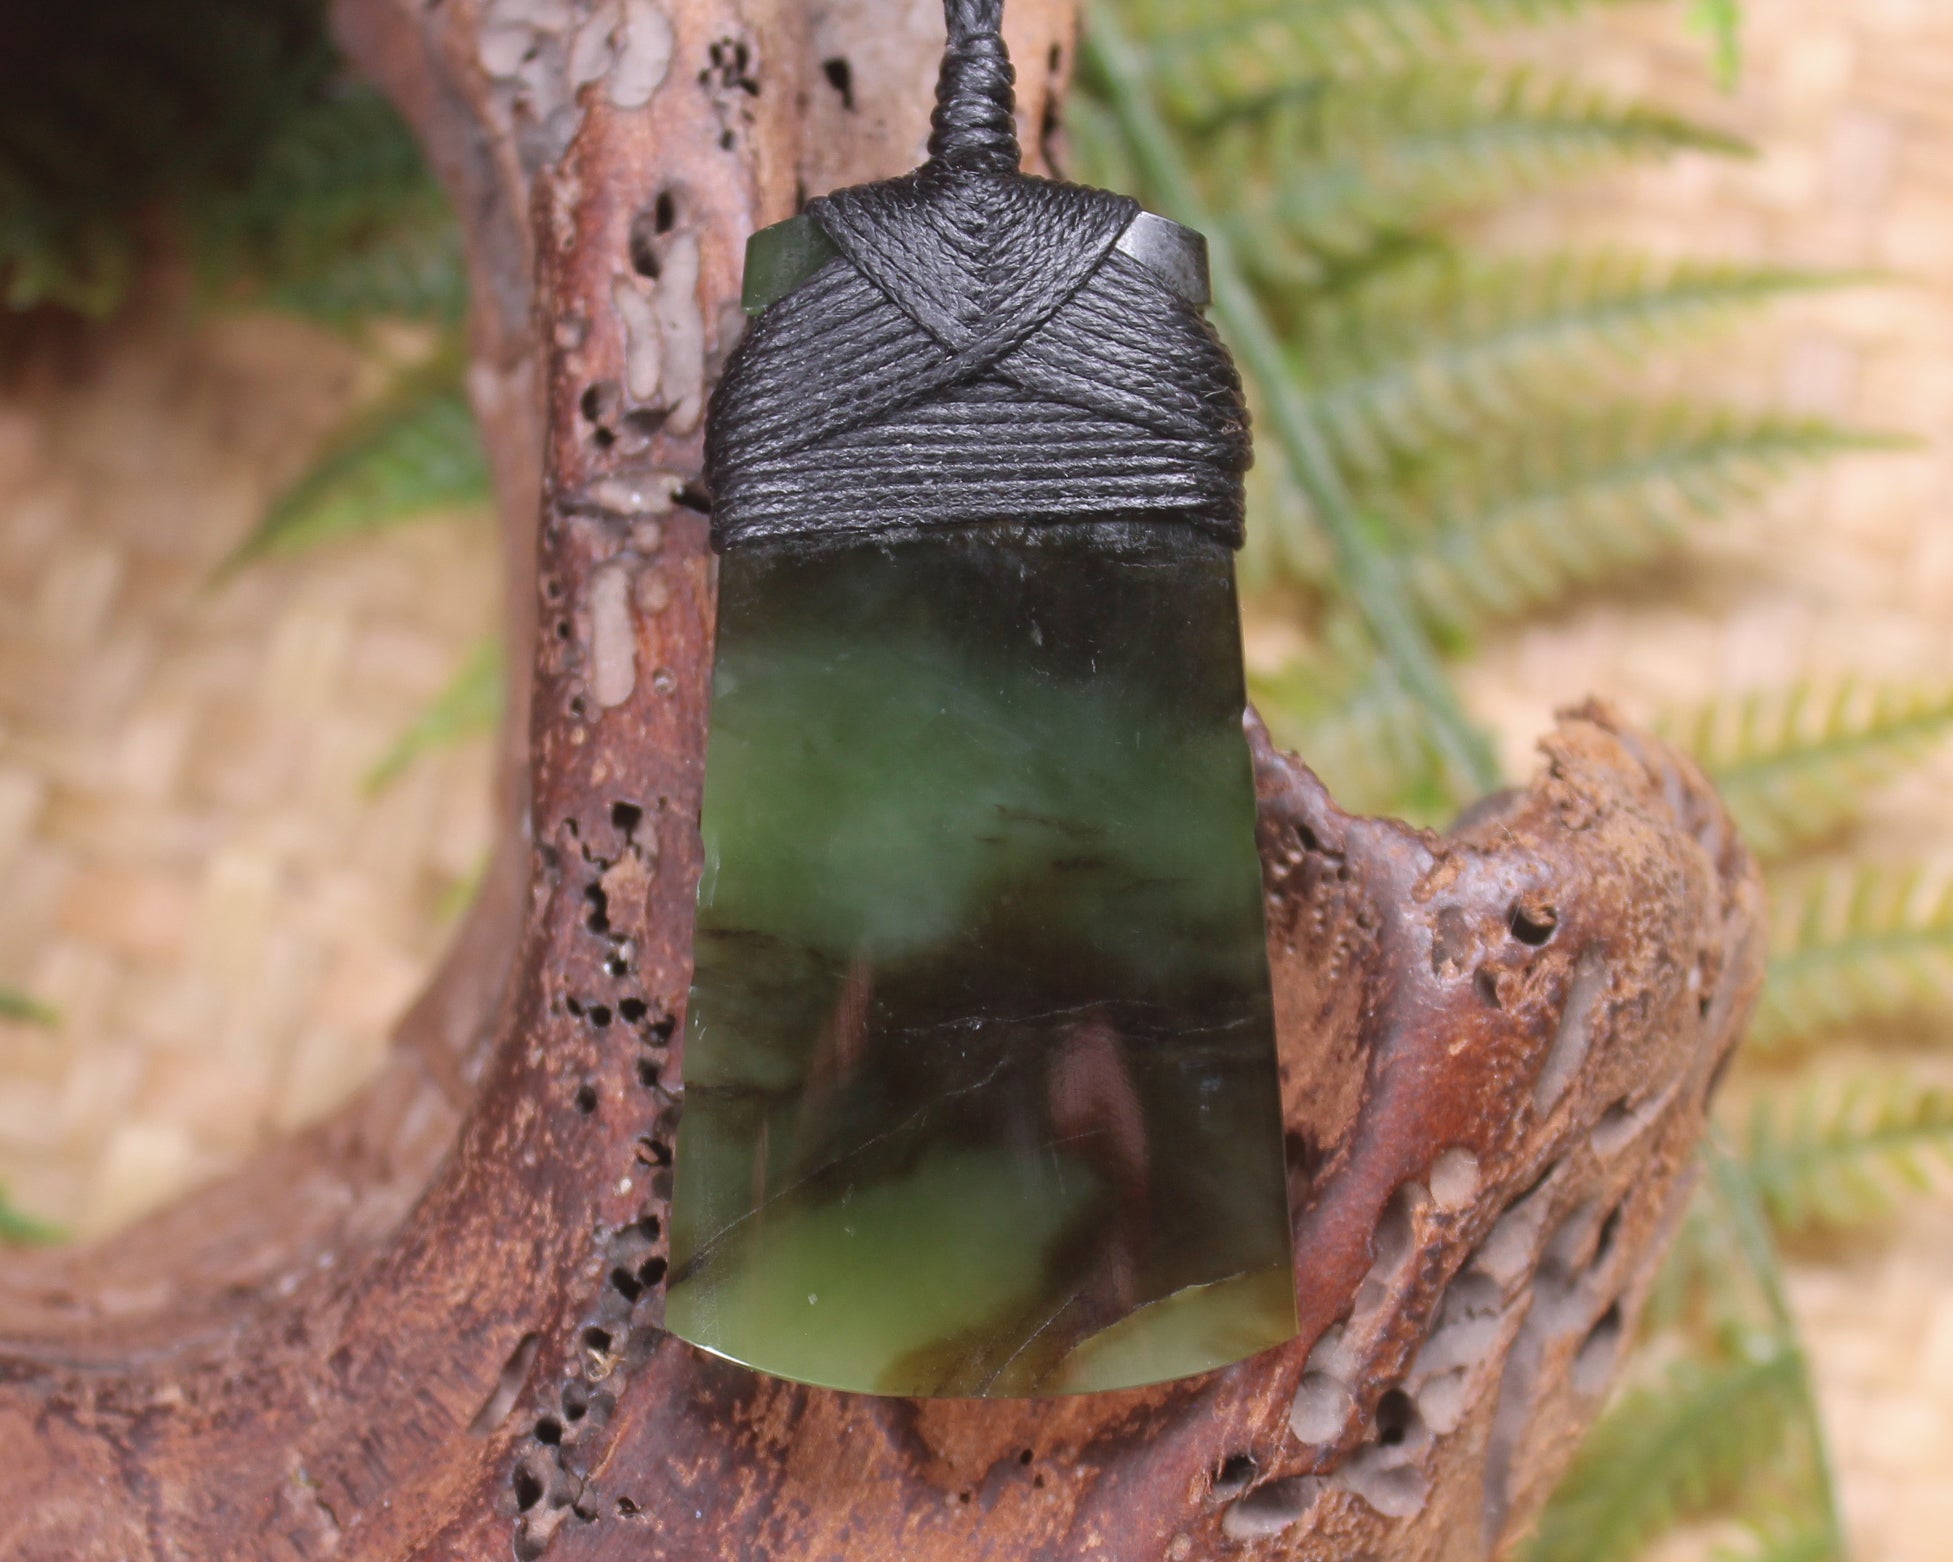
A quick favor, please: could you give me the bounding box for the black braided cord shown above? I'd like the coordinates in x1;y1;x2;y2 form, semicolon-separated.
703;0;1252;551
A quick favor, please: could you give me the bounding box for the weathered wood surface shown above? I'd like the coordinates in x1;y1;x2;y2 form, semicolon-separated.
0;2;1763;1557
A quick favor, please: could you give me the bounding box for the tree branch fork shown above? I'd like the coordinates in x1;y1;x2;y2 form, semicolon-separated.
0;3;1763;1557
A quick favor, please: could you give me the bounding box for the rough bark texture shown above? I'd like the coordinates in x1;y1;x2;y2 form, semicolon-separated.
0;2;1765;1558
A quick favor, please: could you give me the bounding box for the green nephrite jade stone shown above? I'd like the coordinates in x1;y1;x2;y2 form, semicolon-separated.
666;521;1296;1397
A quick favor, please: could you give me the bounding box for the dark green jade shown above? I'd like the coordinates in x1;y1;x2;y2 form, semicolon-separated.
666;522;1295;1397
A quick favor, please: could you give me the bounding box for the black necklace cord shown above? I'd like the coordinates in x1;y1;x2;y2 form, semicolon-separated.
702;0;1252;554
928;0;1020;176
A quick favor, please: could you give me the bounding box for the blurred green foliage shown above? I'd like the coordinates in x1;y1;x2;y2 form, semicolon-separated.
0;0;462;323
0;988;56;1027
0;0;319;313
0;994;59;1243
220;346;486;573
362;638;501;795
1690;0;1746;90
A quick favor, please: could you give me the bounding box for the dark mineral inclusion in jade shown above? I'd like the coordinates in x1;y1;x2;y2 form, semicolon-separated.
666;521;1295;1396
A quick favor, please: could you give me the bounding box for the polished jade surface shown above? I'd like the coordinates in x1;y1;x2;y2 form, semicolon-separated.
666;524;1295;1397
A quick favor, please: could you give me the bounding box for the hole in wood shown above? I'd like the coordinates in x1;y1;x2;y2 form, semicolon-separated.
821;56;854;110
1374;1388;1415;1447
1211;1453;1257;1498
609;1266;644;1303
580;380;620;426
1508;903;1558;946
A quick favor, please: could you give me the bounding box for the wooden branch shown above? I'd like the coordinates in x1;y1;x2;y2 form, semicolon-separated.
0;2;1764;1558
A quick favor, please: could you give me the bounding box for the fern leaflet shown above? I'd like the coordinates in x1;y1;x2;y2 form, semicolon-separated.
1689;0;1746;92
1291;253;1850;475
221;350;490;573
1663;679;1953;859
1743;1074;1953;1235
1206;67;1745;276
1757;866;1953;1046
1130;0;1645;119
365;640;503;793
0;988;56;1026
1369;411;1892;637
1237;444;1336;590
258;191;463;327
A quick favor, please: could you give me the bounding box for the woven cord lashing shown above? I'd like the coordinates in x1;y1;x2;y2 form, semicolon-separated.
703;0;1252;551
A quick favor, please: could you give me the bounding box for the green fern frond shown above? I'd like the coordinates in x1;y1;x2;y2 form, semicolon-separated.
1207;68;1745;276
0;988;57;1026
1663;679;1953;859
365;639;502;793
1127;0;1642;120
1368;411;1891;637
1524;1343;1802;1562
1757;867;1953;1046
1699;1139;1851;1556
221;349;489;573
1083;4;1501;797
1743;1074;1953;1235
190;83;465;326
1292;254;1847;475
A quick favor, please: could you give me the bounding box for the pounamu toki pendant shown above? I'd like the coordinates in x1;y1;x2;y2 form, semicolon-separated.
665;0;1296;1398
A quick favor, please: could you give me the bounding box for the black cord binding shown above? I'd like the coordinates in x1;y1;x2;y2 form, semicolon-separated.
929;0;1019;174
704;0;1251;551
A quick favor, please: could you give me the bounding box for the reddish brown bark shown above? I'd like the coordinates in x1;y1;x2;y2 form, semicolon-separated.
0;2;1764;1558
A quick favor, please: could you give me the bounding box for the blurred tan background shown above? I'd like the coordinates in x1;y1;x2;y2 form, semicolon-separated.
0;2;1947;1558
0;314;498;1236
